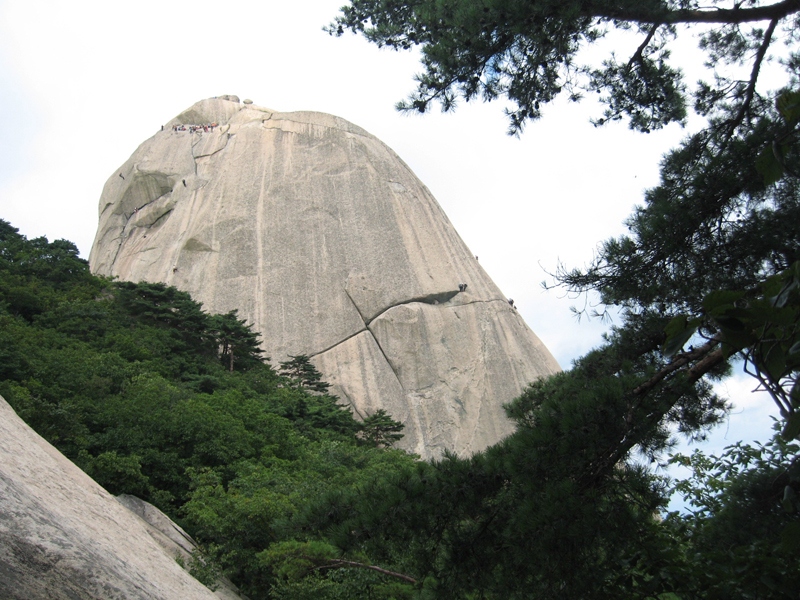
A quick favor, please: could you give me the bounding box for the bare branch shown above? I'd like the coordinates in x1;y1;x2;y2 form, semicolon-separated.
630;336;724;399
308;556;418;584
727;17;780;133
628;25;660;68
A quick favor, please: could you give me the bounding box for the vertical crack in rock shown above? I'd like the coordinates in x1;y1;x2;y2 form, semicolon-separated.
344;287;369;326
365;328;404;392
254;149;276;332
108;233;126;271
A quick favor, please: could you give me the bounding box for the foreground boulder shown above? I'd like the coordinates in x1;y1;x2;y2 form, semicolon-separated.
0;395;224;600
89;97;561;458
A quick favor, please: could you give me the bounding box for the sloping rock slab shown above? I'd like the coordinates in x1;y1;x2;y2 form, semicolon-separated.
116;495;245;600
0;396;220;600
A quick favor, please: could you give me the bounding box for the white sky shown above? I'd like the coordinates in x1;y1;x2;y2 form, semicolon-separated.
0;0;780;472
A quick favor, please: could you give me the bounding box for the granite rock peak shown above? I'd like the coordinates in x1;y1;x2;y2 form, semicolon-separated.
89;97;560;458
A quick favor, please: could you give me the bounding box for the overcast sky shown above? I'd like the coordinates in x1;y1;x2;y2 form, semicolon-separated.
0;0;779;478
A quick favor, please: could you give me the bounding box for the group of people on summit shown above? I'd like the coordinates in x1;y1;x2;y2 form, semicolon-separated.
170;123;219;133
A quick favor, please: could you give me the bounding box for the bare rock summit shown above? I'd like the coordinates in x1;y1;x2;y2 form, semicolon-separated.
89;97;560;458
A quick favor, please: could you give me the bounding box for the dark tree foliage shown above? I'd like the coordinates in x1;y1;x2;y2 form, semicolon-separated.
209;310;265;372
329;0;800;134
278;354;362;438
114;281;214;353
554;91;800;438
358;408;405;448
0;219;103;321
279;354;332;393
666;431;800;599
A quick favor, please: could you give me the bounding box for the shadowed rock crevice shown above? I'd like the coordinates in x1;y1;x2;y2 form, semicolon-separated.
120;172;173;214
364;290;461;324
132;195;176;227
148;209;173;229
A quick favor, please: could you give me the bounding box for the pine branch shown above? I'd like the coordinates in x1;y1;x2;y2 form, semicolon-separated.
628;24;660;68
629;336;724;400
584;337;727;484
727;16;780;134
593;0;800;25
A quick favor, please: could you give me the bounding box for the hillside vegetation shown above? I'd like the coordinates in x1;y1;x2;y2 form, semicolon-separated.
0;219;415;597
1;218;798;600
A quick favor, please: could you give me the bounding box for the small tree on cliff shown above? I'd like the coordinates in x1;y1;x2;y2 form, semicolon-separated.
358;409;405;448
278;354;332;393
209;310;265;372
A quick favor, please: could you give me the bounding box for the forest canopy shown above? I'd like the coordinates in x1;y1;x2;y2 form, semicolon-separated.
0;219;412;598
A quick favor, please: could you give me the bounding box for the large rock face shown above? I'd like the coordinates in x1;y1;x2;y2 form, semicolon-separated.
0;396;224;600
89;97;560;458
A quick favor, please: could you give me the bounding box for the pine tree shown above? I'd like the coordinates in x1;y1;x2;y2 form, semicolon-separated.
279;354;332;393
209;310;264;372
358;409;405;448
